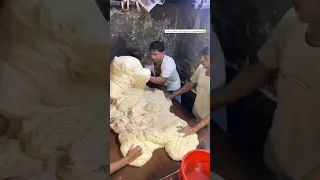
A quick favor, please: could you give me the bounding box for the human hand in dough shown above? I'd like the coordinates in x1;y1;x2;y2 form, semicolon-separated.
110;145;142;174
124;145;142;164
177;125;196;137
165;93;174;100
110;98;117;105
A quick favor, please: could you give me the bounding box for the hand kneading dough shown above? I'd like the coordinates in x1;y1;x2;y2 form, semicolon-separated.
110;56;199;167
0;0;109;179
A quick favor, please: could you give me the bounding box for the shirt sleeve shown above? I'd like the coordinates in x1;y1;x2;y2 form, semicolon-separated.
190;65;201;83
161;58;175;78
258;8;295;69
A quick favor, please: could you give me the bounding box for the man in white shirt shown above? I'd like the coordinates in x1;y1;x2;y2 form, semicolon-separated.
167;47;210;134
211;2;320;179
148;41;182;103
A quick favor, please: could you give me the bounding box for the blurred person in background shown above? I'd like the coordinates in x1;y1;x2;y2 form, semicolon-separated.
210;2;320;179
167;46;211;135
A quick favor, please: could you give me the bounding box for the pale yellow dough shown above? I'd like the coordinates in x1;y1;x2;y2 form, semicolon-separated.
110;56;199;167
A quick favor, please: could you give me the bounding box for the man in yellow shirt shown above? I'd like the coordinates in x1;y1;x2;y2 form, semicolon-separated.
167;47;210;135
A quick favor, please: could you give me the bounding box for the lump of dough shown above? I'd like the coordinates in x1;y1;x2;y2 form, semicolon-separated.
110;116;129;134
121;141;162;167
165;135;199;161
145;102;163;113
144;90;172;113
116;96;140;112
110;56;151;97
110;105;123;118
110;56;199;167
119;131;162;167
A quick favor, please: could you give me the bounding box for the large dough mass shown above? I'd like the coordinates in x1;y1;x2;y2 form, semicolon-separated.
110;56;199;167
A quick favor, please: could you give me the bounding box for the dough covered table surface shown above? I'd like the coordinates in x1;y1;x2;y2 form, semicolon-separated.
110;84;277;180
110;99;210;180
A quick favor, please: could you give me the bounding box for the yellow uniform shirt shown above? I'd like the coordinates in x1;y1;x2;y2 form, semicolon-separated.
190;65;210;120
259;8;320;180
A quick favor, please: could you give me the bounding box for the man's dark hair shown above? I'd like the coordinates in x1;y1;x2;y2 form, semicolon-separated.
149;41;165;52
200;46;210;56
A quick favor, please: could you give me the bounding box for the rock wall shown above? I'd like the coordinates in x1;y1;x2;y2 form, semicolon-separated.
110;4;210;83
174;8;210;83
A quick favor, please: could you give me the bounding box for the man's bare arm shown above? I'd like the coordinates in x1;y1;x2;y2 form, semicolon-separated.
177;114;210;136
110;158;129;174
211;62;275;111
193;114;210;132
170;82;195;98
149;76;167;85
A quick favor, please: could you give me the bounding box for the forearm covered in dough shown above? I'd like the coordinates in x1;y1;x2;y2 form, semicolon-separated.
193;114;210;132
172;82;195;97
149;76;167;85
110;158;128;174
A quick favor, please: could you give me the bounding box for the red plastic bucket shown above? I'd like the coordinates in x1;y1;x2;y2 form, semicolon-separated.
178;149;210;180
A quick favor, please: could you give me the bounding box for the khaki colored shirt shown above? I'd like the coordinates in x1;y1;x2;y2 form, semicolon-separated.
258;8;320;180
191;65;210;120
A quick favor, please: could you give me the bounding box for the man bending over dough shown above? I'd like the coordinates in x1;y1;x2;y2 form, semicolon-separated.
167;47;211;135
147;41;182;103
109;98;142;174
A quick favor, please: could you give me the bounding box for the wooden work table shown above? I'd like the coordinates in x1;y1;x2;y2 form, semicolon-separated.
110;85;277;180
110;99;210;180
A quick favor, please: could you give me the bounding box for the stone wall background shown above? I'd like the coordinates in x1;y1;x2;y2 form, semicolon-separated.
110;4;210;83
